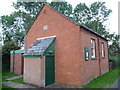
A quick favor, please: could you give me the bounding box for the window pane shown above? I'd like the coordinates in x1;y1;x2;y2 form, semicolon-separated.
91;39;96;58
102;43;105;57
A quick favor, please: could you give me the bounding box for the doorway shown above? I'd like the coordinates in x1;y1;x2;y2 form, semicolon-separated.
45;56;55;86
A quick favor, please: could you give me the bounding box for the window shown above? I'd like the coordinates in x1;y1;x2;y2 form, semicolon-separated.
101;43;105;57
91;39;96;58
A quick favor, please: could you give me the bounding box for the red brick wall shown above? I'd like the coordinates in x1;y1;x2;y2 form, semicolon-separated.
25;5;82;87
99;39;109;75
24;57;45;87
10;53;24;74
25;5;109;87
79;28;109;86
10;54;13;73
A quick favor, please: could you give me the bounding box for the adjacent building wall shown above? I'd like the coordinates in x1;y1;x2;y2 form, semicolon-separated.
10;51;24;74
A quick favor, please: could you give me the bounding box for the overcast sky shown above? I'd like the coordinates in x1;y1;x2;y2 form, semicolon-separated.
0;0;119;35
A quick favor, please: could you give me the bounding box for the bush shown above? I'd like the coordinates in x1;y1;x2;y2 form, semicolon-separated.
109;58;117;69
109;56;120;69
2;54;10;71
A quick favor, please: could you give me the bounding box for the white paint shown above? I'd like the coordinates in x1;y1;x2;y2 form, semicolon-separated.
43;25;48;30
37;35;56;40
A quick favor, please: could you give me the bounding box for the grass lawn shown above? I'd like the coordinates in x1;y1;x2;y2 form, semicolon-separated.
83;67;119;88
83;56;120;88
11;77;23;84
2;72;19;82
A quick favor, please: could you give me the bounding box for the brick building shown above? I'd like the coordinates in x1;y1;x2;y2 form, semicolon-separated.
23;4;109;87
10;50;24;74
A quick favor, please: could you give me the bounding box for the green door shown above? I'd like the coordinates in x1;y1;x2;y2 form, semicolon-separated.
45;56;55;86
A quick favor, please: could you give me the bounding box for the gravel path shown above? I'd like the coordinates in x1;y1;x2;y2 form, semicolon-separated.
6;75;23;80
2;81;36;88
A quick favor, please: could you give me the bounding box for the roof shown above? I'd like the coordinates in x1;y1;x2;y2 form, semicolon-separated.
10;50;24;54
79;24;108;41
25;4;108;41
23;36;56;56
47;5;108;41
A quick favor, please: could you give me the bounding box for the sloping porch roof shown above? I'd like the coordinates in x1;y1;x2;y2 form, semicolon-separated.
23;36;56;56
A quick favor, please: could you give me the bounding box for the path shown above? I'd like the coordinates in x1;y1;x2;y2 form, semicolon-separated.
6;75;23;80
2;75;36;88
46;83;76;88
111;77;120;88
2;81;36;88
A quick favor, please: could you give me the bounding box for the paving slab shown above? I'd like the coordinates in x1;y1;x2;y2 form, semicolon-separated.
6;75;23;80
111;77;120;89
2;81;36;88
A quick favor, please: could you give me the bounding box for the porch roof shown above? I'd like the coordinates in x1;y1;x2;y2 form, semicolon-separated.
23;36;56;56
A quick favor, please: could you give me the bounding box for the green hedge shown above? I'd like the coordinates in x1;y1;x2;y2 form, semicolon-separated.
109;56;120;68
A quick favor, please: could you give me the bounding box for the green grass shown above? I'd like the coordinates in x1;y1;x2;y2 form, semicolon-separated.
2;72;23;84
2;72;19;82
83;56;120;88
83;67;119;88
0;72;2;89
2;72;18;78
2;72;22;89
11;77;23;84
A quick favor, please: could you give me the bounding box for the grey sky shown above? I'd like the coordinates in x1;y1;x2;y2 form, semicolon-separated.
0;0;119;35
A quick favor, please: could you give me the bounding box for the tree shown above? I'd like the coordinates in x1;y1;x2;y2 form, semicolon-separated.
2;41;20;55
85;21;107;36
74;2;112;24
13;2;73;18
108;34;120;56
1;10;32;47
73;2;112;36
50;2;73;17
12;2;44;18
1;2;73;47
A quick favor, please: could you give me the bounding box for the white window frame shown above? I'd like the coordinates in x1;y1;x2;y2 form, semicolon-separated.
91;39;96;58
101;42;105;58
